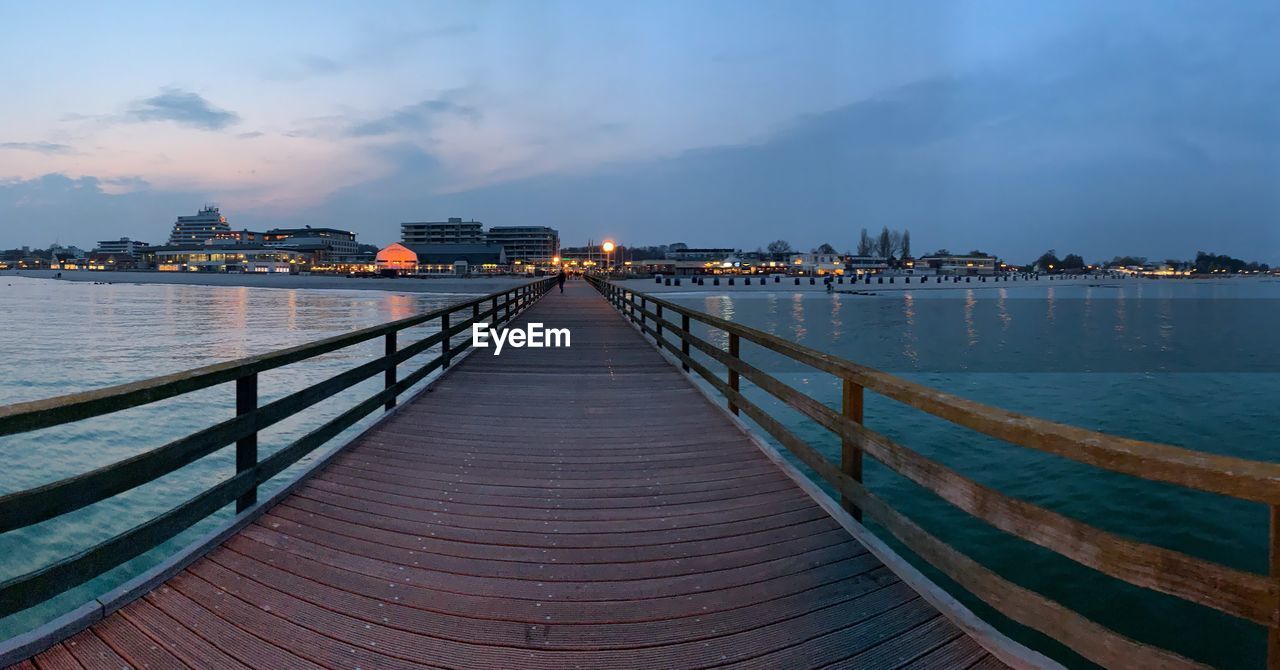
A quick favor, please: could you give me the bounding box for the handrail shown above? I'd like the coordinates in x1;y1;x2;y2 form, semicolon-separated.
588;275;1275;669
0;277;556;621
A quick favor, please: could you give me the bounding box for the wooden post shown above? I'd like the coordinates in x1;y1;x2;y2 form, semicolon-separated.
640;297;647;331
491;296;499;324
655;304;663;347
841;379;865;520
728;333;740;416
681;314;691;372
235;374;258;513
384;332;397;411
441;312;452;368
1269;506;1280;670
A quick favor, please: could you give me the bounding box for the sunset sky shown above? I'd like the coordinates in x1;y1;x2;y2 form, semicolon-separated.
1;0;1277;262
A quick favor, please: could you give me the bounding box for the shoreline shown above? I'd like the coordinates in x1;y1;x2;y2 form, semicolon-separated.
1;270;538;294
614;274;1257;293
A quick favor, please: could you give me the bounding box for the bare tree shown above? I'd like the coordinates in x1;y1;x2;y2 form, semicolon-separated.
816;242;836;254
766;240;793;260
889;231;903;258
876;227;892;260
856;228;874;256
901;230;911;259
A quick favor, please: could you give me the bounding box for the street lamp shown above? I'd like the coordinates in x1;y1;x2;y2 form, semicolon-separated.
602;241;615;272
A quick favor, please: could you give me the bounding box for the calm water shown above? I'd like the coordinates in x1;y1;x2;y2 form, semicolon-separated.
664;279;1280;668
0;277;471;639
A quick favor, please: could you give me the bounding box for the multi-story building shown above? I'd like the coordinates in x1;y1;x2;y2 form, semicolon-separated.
264;227;360;259
210;229;265;245
919;254;998;276
486;226;560;264
153;244;309;273
665;248;736;262
167;206;231;245
400;218;486;245
93;238;150;257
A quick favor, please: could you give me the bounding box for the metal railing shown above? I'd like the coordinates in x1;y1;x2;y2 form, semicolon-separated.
590;275;1280;669
0;277;555;622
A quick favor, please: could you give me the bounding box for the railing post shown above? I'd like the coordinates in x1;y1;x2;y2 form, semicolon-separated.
728;333;740;416
841;379;865;520
655;304;663;348
235;373;258;513
640;297;647;331
491;295;499;324
681;314;690;371
441;312;452;368
384;331;397;411
1270;507;1280;669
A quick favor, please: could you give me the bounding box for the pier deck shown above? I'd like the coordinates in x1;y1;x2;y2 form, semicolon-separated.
8;281;1008;669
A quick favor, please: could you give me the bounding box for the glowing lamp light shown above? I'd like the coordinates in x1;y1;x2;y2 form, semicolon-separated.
602;241;616;253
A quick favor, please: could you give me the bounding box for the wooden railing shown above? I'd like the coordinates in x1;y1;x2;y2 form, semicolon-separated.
0;277;555;622
589;276;1280;669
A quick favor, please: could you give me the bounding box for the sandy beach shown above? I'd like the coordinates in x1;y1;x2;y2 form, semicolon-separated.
2;270;538;294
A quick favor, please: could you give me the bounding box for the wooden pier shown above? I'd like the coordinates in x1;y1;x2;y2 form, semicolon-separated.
3;277;1278;668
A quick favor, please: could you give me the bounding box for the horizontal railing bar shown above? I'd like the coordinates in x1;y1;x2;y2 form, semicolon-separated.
644;309;1279;626
0;282;536;437
0;461;256;619
613;283;1280;504
0;327;448;535
638;325;1206;670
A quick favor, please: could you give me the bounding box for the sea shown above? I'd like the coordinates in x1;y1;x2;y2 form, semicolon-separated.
1;274;1278;667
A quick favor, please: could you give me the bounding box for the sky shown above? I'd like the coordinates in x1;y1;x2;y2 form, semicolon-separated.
0;0;1277;263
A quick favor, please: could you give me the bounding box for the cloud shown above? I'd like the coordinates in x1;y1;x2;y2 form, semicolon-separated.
237;131;265;140
0;141;74;154
262;55;345;82
347;96;480;137
125;88;240;130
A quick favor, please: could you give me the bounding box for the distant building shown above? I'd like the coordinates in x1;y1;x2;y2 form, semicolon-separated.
665;247;736;262
168;206;231;245
401;218;486;245
153;244;308;273
408;243;507;269
264;227;360;259
86;252;142;271
94;238;150;257
789;252;845;275
210;229;265;245
845;256;889;274
919;254;998;276
375;242;507;276
486;226;559;264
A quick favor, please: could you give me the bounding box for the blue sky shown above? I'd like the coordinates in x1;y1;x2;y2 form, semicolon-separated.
1;0;1277;262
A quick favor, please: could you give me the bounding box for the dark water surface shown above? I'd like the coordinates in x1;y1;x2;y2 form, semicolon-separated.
664;279;1280;668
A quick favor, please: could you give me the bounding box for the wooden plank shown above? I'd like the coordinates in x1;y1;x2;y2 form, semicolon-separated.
29;644;82;670
58;630;127;670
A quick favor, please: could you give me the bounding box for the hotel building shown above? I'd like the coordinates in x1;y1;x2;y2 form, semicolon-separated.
401;218;486;245
486;226;560;264
167;206;231;245
93;238;150;257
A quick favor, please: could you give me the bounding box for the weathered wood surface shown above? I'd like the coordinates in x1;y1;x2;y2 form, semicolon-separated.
6;280;1007;669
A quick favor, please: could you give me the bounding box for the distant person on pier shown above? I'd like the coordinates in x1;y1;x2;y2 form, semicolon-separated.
558;270;567;293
